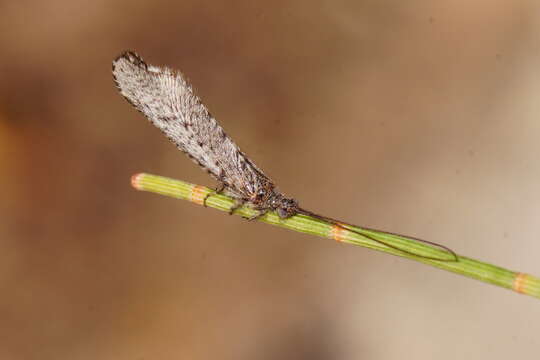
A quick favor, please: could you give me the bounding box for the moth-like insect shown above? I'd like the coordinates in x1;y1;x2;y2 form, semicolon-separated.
112;51;457;261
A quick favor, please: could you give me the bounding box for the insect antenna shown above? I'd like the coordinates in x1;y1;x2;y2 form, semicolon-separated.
296;208;458;262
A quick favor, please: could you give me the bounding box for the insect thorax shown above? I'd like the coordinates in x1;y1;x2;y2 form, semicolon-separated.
256;188;299;219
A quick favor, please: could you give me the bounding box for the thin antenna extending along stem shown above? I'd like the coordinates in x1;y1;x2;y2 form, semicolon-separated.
131;172;540;300
295;208;458;262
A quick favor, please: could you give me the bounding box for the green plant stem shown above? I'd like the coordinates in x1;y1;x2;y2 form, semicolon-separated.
131;172;540;299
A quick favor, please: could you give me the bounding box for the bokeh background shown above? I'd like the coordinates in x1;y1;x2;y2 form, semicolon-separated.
2;1;540;359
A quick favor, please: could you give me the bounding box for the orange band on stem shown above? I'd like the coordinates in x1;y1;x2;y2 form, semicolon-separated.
190;185;207;205
330;224;347;242
512;272;529;294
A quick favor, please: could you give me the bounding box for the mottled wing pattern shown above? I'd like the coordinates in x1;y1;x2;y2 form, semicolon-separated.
112;51;271;199
111;52;458;261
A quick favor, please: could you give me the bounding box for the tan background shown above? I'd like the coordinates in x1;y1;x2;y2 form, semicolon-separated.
1;1;540;359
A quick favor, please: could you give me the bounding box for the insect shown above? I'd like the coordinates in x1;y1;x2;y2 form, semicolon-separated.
112;50;457;262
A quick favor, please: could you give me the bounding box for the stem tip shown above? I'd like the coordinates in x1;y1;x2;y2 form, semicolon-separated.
131;173;144;190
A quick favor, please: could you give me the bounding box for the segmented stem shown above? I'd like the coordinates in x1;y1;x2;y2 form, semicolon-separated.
131;172;540;300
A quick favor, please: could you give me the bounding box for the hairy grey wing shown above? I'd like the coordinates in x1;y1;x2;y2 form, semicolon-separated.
112;51;270;198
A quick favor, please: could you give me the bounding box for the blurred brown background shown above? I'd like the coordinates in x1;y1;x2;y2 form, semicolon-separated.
1;1;540;359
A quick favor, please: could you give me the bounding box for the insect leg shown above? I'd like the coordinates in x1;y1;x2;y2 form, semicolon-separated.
246;209;268;221
228;199;246;215
203;172;226;207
